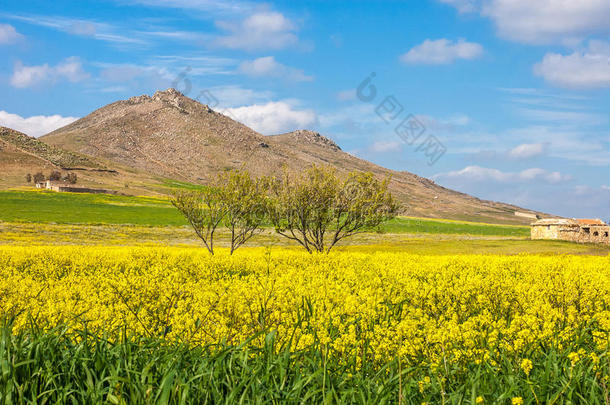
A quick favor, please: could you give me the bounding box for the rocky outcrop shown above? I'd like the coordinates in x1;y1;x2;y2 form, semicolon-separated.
281;130;342;151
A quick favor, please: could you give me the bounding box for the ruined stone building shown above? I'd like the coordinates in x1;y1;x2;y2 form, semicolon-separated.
35;180;112;194
531;218;610;244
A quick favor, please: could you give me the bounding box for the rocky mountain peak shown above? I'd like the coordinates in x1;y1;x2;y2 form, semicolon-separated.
290;130;341;151
152;88;189;110
126;94;152;104
152;88;184;101
126;88;188;108
123;88;217;116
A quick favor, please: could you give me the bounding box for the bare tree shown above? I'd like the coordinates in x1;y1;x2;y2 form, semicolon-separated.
171;187;226;254
218;169;269;254
328;170;398;251
171;169;269;255
49;171;61;181
33;172;45;183
64;172;78;184
268;165;397;253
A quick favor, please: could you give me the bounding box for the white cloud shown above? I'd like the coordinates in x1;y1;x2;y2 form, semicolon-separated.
10;57;89;88
238;56;312;82
55;58;90;81
10;64;50;88
507;143;548;159
225;101;316;134
439;0;610;44
370;140;402;153
0;24;23;44
118;0;255;15
98;63;190;91
68;21;97;36
511;126;610;166
416;114;471;132
0;110;79;137
434;165;571;184
336;89;356;101
438;0;479;13
400;38;483;65
99;56;236;87
153;55;237;70
99;86;128;93
203;85;273;108
534;41;610;89
100;65;152;82
6;14;147;46
451;118;610;167
215;12;298;51
517;107;603;124
602;185;610;191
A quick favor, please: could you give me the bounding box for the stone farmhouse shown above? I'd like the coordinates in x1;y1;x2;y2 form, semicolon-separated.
531;218;610;244
35;180;112;194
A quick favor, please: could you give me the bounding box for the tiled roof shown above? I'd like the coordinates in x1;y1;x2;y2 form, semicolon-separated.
574;219;607;225
532;218;579;226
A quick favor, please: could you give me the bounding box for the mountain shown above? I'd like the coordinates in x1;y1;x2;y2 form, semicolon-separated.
1;126;101;169
0;125;106;188
42;89;281;183
40;88;543;224
0;126;172;194
1;127;58;183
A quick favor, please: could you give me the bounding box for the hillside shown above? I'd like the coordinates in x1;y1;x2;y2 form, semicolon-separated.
0;128;57;182
267;130;541;223
1;126;101;169
0;126;172;195
40;88;545;224
42;89;278;183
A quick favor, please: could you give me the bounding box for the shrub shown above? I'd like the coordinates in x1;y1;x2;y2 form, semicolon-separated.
171;187;225;254
172;166;397;254
268;165;398;253
172;169;269;255
33;172;45;183
63;172;77;184
218;169;269;254
49;171;62;181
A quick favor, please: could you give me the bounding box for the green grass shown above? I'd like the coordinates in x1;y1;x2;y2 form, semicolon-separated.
380;217;530;237
0;190;531;238
160;179;209;191
0;190;186;226
1;322;608;404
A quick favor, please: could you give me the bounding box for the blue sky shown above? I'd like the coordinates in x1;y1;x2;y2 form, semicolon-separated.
1;0;609;219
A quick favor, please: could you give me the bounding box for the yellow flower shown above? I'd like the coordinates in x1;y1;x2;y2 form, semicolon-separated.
2;245;610;376
568;352;580;366
512;397;523;405
590;353;600;365
418;376;431;393
520;358;533;376
476;396;484;403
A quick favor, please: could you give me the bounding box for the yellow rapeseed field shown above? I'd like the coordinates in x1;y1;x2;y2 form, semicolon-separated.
1;246;610;369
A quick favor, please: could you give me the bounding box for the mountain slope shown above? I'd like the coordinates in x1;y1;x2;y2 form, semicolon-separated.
267;130;539;223
0;127;57;180
43;89;285;183
42;89;545;224
0;126;173;195
1;126;101;169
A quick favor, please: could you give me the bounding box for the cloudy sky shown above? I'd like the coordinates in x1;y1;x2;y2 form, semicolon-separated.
1;0;610;219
